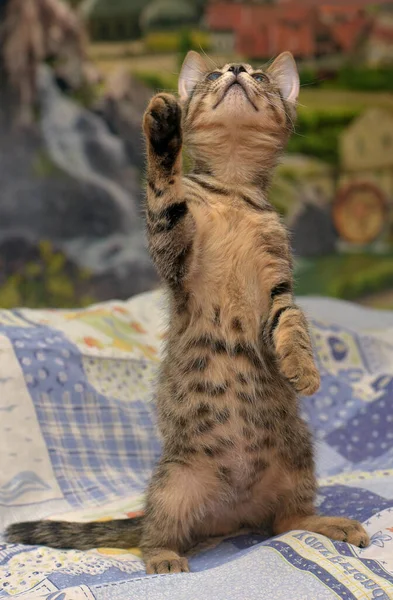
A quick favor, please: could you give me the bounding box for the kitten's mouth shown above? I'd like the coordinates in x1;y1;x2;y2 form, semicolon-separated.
213;80;258;112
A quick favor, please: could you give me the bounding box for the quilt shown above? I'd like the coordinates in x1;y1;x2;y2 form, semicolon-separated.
1;290;393;599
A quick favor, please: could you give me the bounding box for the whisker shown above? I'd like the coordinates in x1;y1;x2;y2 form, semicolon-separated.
266;92;307;121
198;44;219;70
260;57;275;71
265;93;288;115
299;76;329;88
264;93;300;135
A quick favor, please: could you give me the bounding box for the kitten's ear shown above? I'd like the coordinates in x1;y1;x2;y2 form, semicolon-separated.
178;51;208;101
267;52;299;104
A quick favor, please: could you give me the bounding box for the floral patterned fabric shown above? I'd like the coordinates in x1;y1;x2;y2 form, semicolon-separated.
1;290;393;599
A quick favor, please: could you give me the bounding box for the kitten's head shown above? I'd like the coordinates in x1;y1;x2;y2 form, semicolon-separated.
178;51;299;182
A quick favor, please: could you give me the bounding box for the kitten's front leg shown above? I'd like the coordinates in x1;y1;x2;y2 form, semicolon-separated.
143;93;195;286
267;284;320;396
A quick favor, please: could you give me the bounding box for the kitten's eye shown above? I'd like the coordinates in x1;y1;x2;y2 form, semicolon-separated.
207;72;222;81
252;73;268;83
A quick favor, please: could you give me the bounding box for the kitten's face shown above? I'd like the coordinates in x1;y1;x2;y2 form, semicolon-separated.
179;51;299;137
202;63;273;115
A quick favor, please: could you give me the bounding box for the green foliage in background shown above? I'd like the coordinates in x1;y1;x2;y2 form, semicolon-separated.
288;107;360;164
295;253;393;301
144;30;210;54
133;69;178;93
0;241;95;309
331;67;393;92
299;68;324;89
300;66;393;93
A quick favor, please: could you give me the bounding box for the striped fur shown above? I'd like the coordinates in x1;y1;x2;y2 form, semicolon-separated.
6;51;369;574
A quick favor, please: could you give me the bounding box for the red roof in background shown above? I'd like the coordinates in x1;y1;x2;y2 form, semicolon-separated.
331;17;369;52
205;2;243;31
205;0;385;59
206;2;317;35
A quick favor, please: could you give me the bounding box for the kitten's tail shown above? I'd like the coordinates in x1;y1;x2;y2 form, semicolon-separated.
6;516;144;550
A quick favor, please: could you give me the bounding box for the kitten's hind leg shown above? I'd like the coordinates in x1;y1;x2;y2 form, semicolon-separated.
272;469;369;548
141;459;217;575
275;514;369;548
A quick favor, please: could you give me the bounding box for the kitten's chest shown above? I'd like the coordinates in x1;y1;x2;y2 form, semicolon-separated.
193;204;261;277
198;206;256;257
190;204;271;314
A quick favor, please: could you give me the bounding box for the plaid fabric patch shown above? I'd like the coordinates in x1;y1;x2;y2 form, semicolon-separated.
3;324;161;507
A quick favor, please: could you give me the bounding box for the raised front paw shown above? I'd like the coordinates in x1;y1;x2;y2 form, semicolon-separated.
278;346;320;396
143;93;182;160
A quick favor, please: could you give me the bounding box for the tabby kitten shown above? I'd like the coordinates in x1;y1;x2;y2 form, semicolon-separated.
7;51;369;574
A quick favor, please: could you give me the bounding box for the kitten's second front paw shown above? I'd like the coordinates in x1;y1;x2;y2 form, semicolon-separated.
143;94;182;159
293;363;320;396
278;348;320;396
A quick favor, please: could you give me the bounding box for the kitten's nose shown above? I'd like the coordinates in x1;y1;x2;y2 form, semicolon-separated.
228;64;247;77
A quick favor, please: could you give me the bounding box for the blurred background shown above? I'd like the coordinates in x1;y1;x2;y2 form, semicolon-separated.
1;0;393;309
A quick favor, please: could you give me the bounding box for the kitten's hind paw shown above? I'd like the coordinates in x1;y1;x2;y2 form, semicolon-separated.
145;550;189;575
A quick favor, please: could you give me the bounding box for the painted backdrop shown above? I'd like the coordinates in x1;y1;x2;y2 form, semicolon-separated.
1;0;393;309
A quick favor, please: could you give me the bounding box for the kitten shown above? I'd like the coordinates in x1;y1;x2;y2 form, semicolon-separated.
6;51;369;574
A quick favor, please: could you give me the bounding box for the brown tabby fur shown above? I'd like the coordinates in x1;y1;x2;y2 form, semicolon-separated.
6;51;369;574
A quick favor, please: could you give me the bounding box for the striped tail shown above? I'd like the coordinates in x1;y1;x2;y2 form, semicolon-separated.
6;516;144;550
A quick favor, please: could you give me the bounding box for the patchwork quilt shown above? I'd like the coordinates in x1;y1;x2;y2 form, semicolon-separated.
1;290;393;599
